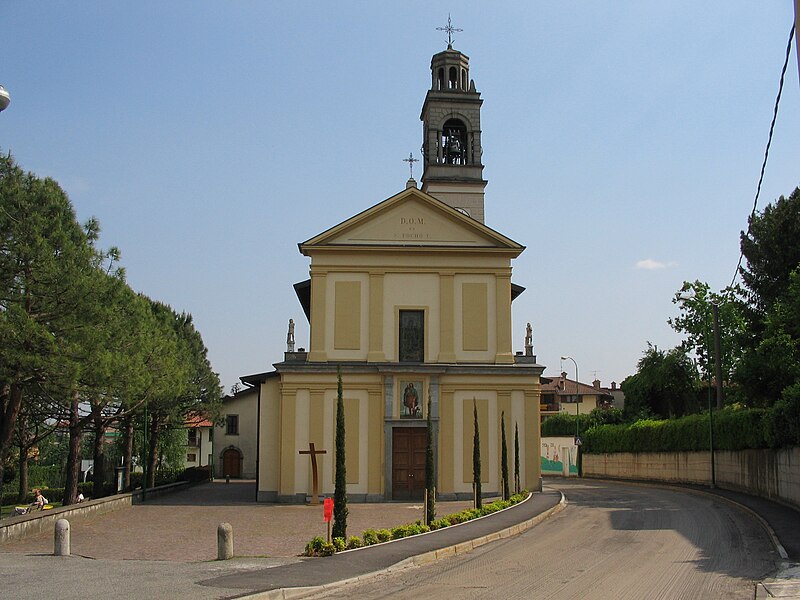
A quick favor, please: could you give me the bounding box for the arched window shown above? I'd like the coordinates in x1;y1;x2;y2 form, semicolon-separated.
448;67;458;89
437;68;444;90
461;68;467;90
440;118;467;164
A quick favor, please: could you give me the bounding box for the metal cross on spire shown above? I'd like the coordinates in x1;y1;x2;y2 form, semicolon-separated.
403;152;419;178
436;14;462;49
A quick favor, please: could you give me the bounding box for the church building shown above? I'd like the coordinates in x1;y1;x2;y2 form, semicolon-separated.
241;39;544;502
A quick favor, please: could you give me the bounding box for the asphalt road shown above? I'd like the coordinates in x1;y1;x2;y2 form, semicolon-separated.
304;479;779;600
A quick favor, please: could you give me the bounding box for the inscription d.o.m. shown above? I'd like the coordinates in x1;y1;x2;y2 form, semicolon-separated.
400;217;424;225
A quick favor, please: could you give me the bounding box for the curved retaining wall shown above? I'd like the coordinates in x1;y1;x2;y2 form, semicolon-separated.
0;481;190;545
582;446;800;511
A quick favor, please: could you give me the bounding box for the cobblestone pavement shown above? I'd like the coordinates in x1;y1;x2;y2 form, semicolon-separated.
0;480;473;562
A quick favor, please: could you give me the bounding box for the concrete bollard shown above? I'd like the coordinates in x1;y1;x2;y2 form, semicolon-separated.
54;519;70;556
217;522;233;560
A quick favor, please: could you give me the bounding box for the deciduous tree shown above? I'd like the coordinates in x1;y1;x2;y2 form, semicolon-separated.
622;345;698;419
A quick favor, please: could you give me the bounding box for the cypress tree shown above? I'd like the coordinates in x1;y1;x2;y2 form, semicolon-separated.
500;411;510;500
332;366;348;539
514;422;520;494
472;399;481;509
425;394;435;525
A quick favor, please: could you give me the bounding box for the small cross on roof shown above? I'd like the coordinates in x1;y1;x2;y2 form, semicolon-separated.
436;14;463;49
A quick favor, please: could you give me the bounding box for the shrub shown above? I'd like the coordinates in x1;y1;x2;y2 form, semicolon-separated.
304;536;326;556
346;536;363;550
763;384;800;447
541;413;580;437
332;537;346;552
303;536;336;557
361;529;379;545
391;524;412;539
178;466;212;483
375;529;392;543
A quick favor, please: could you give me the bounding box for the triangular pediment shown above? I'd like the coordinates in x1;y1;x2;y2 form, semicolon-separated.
300;187;522;251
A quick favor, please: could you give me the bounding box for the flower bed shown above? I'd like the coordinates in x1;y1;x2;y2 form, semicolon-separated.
303;491;529;557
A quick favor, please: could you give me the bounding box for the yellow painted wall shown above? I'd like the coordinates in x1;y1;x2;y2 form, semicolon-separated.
279;385;296;496
334;281;361;350
496;391;512;489
325;273;369;360
559;395;600;416
275;373;381;497
453;275;496;362
461;396;490;484
258;379;281;493
383;273;440;362
461;282;488;351
367;386;383;494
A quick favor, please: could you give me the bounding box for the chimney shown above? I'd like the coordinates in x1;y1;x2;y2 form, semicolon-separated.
611;381;617;390
593;379;600;390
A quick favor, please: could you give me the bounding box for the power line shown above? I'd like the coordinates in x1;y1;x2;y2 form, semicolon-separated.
730;22;796;290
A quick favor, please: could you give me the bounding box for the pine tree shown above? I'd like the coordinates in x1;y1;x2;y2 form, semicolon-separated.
514;422;520;494
425;394;435;525
332;366;348;539
472;399;481;509
500;411;509;500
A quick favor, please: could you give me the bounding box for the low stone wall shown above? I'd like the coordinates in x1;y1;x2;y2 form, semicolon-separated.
0;481;190;545
582;446;800;511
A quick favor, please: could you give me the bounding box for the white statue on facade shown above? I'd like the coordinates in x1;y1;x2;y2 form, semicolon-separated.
524;322;533;356
287;318;295;353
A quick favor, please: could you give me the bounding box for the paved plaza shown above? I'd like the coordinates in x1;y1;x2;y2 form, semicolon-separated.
0;479;473;561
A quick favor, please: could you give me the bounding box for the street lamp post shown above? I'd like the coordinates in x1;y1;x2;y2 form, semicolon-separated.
677;291;717;489
561;355;580;475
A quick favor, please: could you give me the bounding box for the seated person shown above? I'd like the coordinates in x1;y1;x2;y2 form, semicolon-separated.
32;488;48;510
14;488;48;515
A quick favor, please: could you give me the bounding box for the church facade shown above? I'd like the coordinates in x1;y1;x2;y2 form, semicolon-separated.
242;42;543;503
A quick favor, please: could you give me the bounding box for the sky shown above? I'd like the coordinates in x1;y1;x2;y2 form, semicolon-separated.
1;2;798;392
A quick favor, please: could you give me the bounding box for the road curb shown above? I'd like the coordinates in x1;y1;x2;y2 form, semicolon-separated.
240;490;567;600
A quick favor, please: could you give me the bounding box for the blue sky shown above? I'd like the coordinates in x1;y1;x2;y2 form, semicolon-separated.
1;2;798;392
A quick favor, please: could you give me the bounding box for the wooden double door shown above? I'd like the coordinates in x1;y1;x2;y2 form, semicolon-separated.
222;448;242;478
392;427;427;500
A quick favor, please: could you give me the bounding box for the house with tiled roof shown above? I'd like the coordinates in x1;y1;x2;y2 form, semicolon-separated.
539;372;615;423
184;412;214;470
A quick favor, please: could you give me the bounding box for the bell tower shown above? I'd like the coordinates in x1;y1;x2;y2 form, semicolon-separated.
420;34;487;223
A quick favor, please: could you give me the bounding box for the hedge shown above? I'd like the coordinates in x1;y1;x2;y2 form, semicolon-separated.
581;407;777;454
541;409;625;438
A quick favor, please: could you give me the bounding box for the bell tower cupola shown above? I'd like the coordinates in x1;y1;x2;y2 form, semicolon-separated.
420;21;487;223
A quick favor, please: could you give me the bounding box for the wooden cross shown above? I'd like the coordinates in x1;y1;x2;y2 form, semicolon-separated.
299;442;327;505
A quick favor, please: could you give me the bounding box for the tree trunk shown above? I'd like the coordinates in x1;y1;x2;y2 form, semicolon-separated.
16;412;29;502
17;443;29;503
146;415;160;489
121;416;133;490
62;392;82;506
0;463;5;516
0;384;24;515
92;415;105;498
